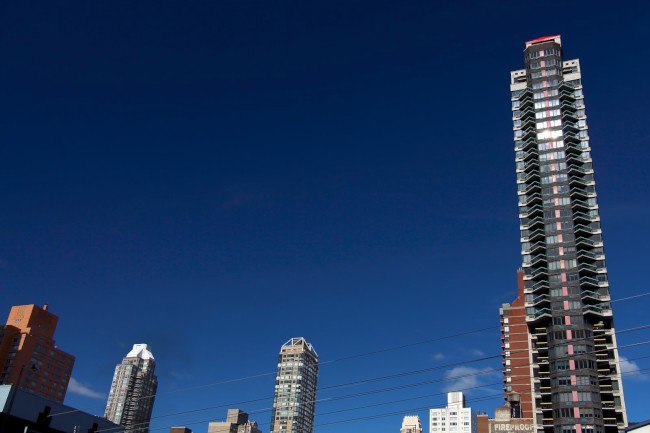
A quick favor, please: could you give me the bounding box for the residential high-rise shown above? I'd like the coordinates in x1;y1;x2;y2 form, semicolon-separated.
510;36;627;433
208;409;262;433
105;344;158;433
0;304;75;403
430;392;477;433
269;338;319;433
401;415;423;433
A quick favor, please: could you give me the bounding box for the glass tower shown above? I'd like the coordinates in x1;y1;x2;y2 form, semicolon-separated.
510;36;627;433
270;338;319;433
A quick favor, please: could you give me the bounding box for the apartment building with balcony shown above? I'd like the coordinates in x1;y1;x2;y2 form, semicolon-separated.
509;35;627;433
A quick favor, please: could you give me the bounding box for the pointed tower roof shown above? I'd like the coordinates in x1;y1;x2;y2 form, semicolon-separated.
282;337;318;357
125;343;155;360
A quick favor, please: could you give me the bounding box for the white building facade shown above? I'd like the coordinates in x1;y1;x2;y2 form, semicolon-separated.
402;415;423;433
430;392;477;433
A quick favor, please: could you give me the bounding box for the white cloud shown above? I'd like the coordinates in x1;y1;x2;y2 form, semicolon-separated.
68;378;106;399
619;356;649;382
433;353;446;361
443;366;499;393
471;349;486;357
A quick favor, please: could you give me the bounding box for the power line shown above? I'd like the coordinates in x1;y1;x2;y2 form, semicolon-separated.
141;366;650;433
75;289;650;418
52;291;650;421
84;323;650;432
94;329;650;432
93;336;650;433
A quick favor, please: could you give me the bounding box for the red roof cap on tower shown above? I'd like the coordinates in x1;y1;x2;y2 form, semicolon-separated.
525;35;561;46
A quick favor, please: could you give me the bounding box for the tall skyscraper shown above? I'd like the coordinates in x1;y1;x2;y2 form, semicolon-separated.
270;337;319;433
401;415;423;433
0;304;75;403
510;36;627;433
105;344;158;433
430;392;477;433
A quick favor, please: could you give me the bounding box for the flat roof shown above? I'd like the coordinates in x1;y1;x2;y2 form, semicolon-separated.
525;35;561;46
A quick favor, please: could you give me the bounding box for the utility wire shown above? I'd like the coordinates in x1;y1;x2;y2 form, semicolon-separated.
51;291;650;419
141;366;650;433
93;336;650;433
85;327;650;432
93;331;650;433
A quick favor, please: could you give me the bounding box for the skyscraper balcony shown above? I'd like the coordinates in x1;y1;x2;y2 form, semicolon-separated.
513;106;536;121
578;275;600;288
519;204;544;218
515;137;538;152
528;253;548;266
525;294;551;307
566;153;591;166
526;308;552;323
561;111;579;122
511;88;532;100
581;290;603;303
567;164;593;176
574;223;599;235
520;192;543;207
522;228;545;242
576;250;597;261
559;89;577;101
571;199;596;212
520;215;545;227
526;279;549;292
523;241;546;255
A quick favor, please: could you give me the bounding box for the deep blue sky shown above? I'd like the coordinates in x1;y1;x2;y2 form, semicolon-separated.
2;1;650;432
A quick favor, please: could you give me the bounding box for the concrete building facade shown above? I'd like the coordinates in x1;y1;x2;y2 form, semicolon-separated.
270;337;319;433
402;415;423;433
488;406;534;433
430;392;478;433
0;304;75;403
208;409;262;433
105;344;158;433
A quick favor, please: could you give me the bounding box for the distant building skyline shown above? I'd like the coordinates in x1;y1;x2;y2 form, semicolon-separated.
105;343;158;433
402;415;423;433
0;304;75;403
430;392;477;433
270;337;319;433
208;409;262;433
510;35;628;432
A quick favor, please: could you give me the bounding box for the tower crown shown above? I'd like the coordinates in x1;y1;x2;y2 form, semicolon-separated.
126;343;155;360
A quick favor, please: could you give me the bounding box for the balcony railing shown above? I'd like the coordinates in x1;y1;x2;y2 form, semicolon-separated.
581;290;601;302
573;211;597;223
579;275;600;288
527;280;549;292
521;216;545;229
511;88;532;100
514;137;537;152
574;223;598;235
567;165;593;176
527;294;550;306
